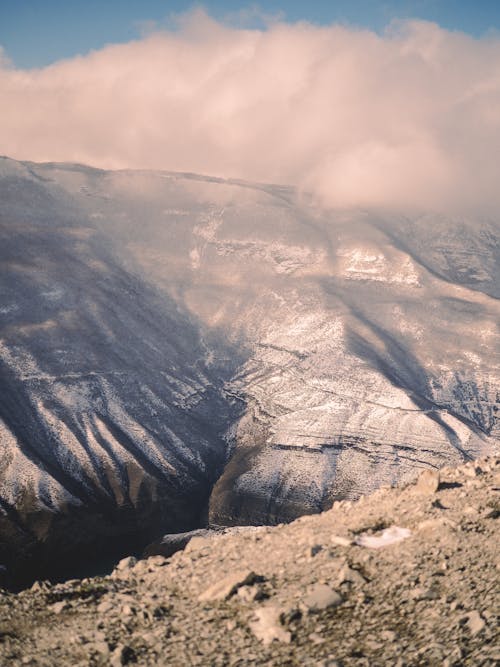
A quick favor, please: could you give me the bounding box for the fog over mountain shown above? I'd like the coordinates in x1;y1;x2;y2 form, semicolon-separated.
1;11;500;214
0;156;498;584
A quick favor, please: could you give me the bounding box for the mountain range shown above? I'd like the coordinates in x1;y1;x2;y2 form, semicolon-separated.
0;156;498;585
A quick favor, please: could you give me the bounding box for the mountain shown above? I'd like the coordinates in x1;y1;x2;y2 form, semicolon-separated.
0;157;498;584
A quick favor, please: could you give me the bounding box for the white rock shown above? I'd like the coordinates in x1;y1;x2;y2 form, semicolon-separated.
50;600;69;615
337;564;367;586
147;555;167;568
303;584;343;612
355;526;411;549
96;599;115;614
463;610;485;636
248;605;291;645
415;469;440;494
115;556;137;572
185;536;212;553
236;585;262;602
89;642;109;657
109;644;134;667
330;535;353;547
121;604;135;616
198;569;260;602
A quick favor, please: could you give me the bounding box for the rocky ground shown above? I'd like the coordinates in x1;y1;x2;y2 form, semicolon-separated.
0;457;498;666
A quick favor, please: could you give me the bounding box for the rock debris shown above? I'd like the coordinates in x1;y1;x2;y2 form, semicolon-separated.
0;456;498;666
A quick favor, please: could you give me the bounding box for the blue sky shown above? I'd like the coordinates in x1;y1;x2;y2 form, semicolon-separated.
1;1;500;69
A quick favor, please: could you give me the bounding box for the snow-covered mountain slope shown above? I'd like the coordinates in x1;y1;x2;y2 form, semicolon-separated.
0;157;498;580
0;158;244;582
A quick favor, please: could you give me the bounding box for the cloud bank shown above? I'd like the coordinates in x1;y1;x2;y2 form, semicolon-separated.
1;11;500;213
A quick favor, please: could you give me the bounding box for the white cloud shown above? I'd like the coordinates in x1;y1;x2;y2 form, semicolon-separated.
1;10;500;214
0;46;12;69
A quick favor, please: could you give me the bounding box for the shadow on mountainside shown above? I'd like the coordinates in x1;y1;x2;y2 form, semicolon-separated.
0;192;247;589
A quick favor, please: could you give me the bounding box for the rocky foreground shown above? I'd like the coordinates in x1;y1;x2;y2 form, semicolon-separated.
0;457;499;667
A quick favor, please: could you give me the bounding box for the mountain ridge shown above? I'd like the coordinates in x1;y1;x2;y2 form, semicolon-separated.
0;157;498;585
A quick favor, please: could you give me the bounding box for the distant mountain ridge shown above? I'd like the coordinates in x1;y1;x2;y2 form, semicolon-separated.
0;157;498;584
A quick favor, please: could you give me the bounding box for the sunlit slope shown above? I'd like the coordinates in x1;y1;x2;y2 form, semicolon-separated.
0;157;498;576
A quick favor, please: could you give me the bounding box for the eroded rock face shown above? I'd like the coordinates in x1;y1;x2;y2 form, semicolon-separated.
0;157;498;583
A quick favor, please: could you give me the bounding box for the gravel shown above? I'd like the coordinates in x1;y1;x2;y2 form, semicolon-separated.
0;456;498;666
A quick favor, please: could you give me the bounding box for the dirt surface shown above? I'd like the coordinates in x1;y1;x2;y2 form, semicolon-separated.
0;457;498;666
